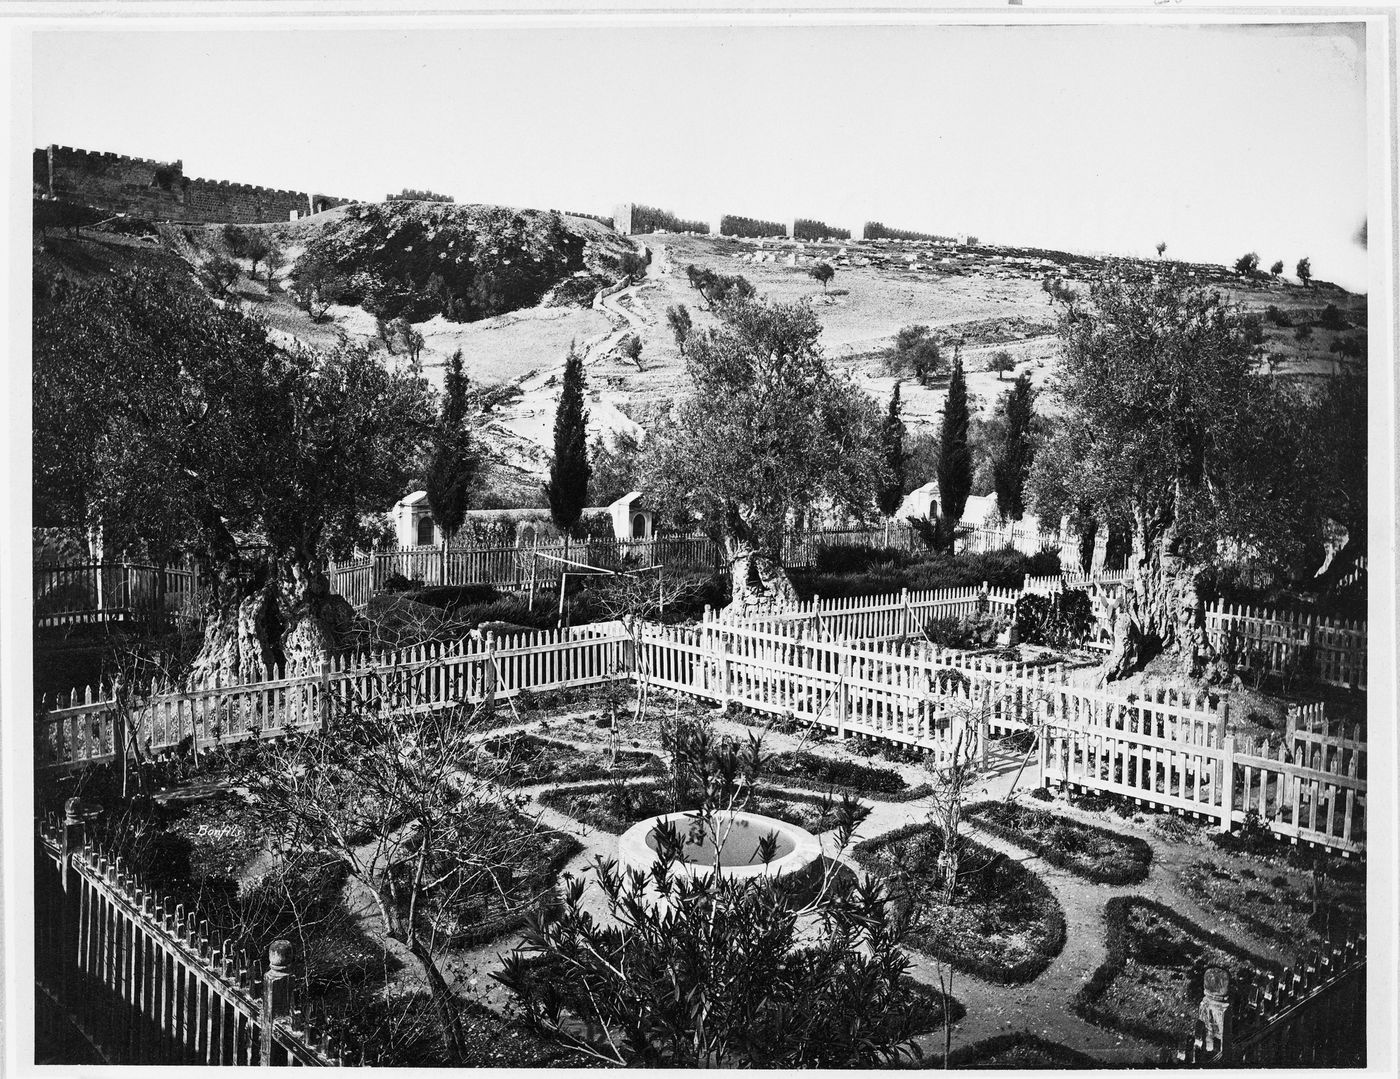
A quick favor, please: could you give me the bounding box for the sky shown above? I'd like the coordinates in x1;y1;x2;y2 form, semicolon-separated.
29;20;1370;290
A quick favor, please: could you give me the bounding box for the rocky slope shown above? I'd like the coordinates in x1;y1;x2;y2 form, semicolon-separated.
35;204;1365;505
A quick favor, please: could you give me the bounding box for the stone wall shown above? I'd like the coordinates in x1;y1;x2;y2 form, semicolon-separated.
35;145;350;224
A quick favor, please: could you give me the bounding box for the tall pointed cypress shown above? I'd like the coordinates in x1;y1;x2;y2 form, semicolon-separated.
991;372;1037;521
545;343;591;534
876;381;911;518
425;349;479;549
936;349;972;526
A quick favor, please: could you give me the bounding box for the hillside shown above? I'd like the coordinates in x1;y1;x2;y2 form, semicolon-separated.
35;203;1366;505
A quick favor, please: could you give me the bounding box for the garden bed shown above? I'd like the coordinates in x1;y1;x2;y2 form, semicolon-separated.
473;731;664;785
933;1031;1101;1069
966;800;1153;884
1175;856;1364;953
853;822;1066;984
537;778;844;837
1072;896;1278;1046
762;750;931;802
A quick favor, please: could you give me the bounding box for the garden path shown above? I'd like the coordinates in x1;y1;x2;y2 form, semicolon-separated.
387;703;1311;1065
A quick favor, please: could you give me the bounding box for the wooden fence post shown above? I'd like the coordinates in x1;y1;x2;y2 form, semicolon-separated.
259;939;294;1065
482;633;498;717
60;798;87;1002
1219;734;1237;834
1198;967;1233;1057
318;654;332;733
837;651;849;738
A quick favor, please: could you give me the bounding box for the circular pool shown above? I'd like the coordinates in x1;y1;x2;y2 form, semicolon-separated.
618;810;823;886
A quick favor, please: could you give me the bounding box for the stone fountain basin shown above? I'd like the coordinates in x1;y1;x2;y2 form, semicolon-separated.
618;809;823;885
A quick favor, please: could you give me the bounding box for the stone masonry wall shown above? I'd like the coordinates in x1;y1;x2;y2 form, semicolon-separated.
36;145;350;224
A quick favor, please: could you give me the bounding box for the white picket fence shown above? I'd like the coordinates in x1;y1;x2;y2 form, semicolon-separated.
34;611;1366;853
35;624;632;773
1206;602;1366;692
713;583;1021;642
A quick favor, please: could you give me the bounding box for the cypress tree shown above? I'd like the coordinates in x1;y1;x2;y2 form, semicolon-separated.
545;343;591;535
425;349;479;550
876;381;911;518
936;349;972;528
991;372;1036;521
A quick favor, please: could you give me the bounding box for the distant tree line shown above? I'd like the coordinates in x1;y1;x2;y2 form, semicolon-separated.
719;214;787;239
630;205;709;234
792;217;851;241
862;222;954;243
387;188;456;203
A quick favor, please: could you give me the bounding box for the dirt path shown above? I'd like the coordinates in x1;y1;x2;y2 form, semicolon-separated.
365;706;1307;1064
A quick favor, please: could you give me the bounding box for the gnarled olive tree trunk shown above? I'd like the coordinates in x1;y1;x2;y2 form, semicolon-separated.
189;528;355;685
721;535;798;619
1102;498;1216;683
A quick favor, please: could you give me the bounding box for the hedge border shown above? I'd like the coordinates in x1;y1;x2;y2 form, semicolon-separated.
964;800;1153;885
435;830;586;949
477;731;666;786
928;1030;1104;1069
854;821;1068;985
1070;895;1280;1047
536;778;848;835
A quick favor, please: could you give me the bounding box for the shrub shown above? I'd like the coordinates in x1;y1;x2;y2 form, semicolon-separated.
923;612;1002;649
1013;588;1093;647
1319;303;1348;331
854;821;1067;984
1265;304;1292;327
966;801;1153;884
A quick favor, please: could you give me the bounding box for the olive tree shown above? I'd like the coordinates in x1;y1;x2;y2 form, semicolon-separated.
643;298;884;615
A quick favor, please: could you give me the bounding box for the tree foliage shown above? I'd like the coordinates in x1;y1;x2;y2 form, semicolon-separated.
884;324;943;385
810;262;835;290
1270;259;1284;277
1234;252;1260;277
665;303;692;354
991;373;1036;521
33;266;432;675
989;350;1016;380
1037;265;1319;677
589;430;643;505
424;349;480;544
876;382;911;517
644;298;883;610
1296;257;1312;287
544;344;591;534
936;351;972;528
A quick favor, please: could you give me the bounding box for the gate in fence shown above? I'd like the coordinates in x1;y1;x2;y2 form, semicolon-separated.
35;803;343;1065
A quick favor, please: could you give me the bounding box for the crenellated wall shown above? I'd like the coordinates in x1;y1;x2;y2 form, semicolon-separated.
35;145;351;224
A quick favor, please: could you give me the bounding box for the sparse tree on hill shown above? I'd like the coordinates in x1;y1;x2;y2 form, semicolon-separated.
244;232;274;278
886;324;943;386
589;430;643;505
645;298;883;615
666;303;693;354
206;255;241;295
989;350;1016;380
1270;259;1284;278
397;319;426;370
263;242;286;286
425;349;480;561
991;373;1036;522
1234;252;1260;277
619;333;644;371
876;382;911;519
544;343;591;536
810;262;835;291
1296;256;1312;287
935;350;972;547
1156;241;1167;259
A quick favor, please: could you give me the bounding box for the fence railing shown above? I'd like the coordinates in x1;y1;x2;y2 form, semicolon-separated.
34;559;202;628
1178;938;1366;1065
36;625;631;773
1206;601;1367;692
35;806;342;1065
35;609;1367;854
714;583;1021;642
